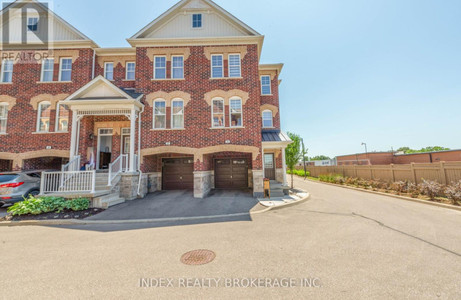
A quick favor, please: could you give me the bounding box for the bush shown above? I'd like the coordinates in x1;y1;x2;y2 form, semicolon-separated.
287;169;310;177
318;174;343;183
445;181;461;206
419;179;444;201
7;196;90;216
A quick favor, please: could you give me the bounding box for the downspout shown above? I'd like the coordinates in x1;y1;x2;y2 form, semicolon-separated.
91;49;96;79
137;104;145;196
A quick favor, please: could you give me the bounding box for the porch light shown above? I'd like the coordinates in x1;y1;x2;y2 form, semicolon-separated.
225;140;231;144
165;142;171;146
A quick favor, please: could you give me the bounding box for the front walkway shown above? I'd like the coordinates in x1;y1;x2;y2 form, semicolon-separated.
87;189;260;221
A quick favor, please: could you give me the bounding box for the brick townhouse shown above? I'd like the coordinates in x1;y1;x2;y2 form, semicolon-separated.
0;0;290;204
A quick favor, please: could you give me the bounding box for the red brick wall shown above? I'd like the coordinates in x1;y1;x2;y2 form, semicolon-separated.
22;157;65;171
337;153;394;165
260;73;281;129
394;151;461;164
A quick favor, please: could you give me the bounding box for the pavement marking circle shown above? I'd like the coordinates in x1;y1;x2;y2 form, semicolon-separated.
180;249;216;265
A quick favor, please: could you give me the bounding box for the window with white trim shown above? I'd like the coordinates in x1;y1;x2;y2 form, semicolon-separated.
171;56;184;79
59;58;72;81
211;54;223;78
192;14;202;28
153;100;166;129
212;98;225;128
104;62;114;80
261;75;271;95
229;98;243;127
262;110;273;128
0;103;8;133
154;56;166;79
37;101;51;132
41;58;54;82
55;103;69;132
228;54;241;77
27;17;38;32
1;59;13;83
126;62;135;80
171;99;184;129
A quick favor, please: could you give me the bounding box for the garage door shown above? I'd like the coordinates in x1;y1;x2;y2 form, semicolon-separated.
215;158;248;189
162;158;194;190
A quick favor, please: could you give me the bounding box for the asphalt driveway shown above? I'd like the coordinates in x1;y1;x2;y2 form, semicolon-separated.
87;189;260;221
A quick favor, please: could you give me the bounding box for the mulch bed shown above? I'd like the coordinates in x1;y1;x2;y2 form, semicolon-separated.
1;208;105;222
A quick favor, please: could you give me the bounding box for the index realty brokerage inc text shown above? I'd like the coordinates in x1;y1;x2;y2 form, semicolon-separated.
139;277;322;288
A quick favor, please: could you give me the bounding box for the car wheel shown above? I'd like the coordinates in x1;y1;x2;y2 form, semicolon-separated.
28;190;40;198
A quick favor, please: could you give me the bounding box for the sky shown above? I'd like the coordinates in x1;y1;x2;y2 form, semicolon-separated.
51;0;461;158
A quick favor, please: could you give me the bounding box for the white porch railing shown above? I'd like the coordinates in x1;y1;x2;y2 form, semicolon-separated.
62;155;81;172
41;170;96;194
108;154;128;186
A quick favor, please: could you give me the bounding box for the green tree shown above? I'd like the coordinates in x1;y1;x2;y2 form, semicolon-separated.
285;132;303;188
311;155;331;161
397;146;450;154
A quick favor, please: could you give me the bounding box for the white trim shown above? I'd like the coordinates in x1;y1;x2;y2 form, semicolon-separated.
104;62;114;81
153;55;167;79
211;97;225;128
229;97;243;128
228;53;241;78
211;54;224;78
192;13;203;29
171;55;184;79
153;99;167;129
170;98;184;129
262;109;273;128
126;61;136;80
96;128;114;170
36;101;51;133
1;59;13;83
260;75;272;95
121;127;131;155
0;102;8;134
64;76;136;103
58;57;72;82
41;58;54;82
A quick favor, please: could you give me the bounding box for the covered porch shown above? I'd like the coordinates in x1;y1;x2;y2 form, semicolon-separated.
261;130;292;193
40;76;144;198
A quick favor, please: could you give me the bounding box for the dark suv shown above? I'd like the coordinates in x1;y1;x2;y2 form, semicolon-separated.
0;171;45;207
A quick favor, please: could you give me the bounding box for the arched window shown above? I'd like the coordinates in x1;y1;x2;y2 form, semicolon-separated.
0;102;8;133
212;98;225;128
171;98;184;129
229;97;243;127
262;110;273;128
153;99;166;129
55;103;69;132
37;101;51;132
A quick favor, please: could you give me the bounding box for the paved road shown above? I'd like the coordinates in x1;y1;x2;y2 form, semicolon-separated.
0;177;460;299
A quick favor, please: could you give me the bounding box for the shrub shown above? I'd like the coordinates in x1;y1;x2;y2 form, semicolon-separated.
445;181;461;206
287;169;310;177
391;181;408;195
7;196;91;216
419;179;444;201
319;174;342;183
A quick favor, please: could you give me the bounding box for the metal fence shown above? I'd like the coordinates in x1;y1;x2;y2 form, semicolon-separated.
299;162;461;185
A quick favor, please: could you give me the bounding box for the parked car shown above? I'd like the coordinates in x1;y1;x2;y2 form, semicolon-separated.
0;171;48;207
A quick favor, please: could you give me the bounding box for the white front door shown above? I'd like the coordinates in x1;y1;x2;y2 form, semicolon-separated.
97;128;113;170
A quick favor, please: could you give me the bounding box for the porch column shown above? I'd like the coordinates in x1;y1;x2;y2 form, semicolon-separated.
282;147;288;186
69;110;78;158
129;108;136;172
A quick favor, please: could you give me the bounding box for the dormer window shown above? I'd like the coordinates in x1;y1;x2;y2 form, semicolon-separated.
192;14;202;28
27;17;39;32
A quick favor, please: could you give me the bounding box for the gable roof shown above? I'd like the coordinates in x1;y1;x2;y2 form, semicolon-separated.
0;0;98;48
130;0;261;40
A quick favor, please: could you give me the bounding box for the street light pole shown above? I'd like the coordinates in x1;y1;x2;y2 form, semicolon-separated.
361;142;368;165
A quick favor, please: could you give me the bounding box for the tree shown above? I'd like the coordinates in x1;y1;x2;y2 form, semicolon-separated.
311;155;331;161
397;146;450;154
285;132;303;188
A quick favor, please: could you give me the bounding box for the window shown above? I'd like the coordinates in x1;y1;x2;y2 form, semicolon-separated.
229;98;242;127
192;14;202;28
59;58;72;81
228;54;241;77
171;56;184;79
154;56;166;79
37;101;51;132
262;110;273;128
261;75;271;95
104;62;114;80
1;60;13;83
126;62;135;80
55;103;69;132
212;99;225;128
171;99;184;129
153;100;166;129
211;55;223;78
27;17;38;32
0;103;8;133
41;58;54;82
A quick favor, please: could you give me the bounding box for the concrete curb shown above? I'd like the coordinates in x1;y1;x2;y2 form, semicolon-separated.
300;177;461;212
0;193;310;227
258;193;311;211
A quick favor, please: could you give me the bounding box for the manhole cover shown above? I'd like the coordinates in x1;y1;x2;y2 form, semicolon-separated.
180;249;216;265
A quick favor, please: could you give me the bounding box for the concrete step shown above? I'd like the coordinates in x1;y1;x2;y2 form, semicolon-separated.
269;191;285;198
93;193;125;209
